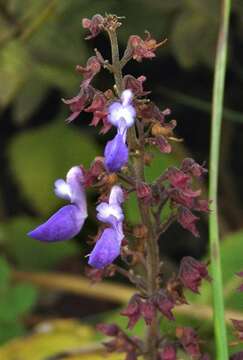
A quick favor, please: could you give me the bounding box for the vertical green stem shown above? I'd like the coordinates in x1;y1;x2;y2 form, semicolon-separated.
209;0;231;359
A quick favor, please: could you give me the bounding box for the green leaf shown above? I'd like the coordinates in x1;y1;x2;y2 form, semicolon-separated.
13;76;49;124
188;231;243;311
0;256;11;292
0;283;37;322
8;121;100;214
220;231;243;310
125;148;180;224
144;148;180;181
0;322;25;345
171;7;218;68
0;41;31;107
0;217;78;271
8;284;38;317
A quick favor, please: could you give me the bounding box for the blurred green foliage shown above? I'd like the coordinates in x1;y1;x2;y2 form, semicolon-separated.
0;256;38;344
8;120;100;214
0;217;78;270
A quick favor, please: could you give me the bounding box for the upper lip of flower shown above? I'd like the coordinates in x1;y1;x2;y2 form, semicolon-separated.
54;166;88;216
107;90;136;131
96;185;125;224
97;203;124;223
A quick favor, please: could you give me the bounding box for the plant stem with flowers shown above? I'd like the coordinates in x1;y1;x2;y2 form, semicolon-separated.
107;20;161;360
28;14;214;360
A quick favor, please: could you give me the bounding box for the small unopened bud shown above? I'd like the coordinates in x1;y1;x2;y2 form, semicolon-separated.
121;294;142;329
159;345;177;360
137;182;152;204
104;89;114;99
97;323;120;336
151;123;172;137
107;173;118;186
133;224;148;239
153;290;175;320
144;152;153;165
140;299;156;325
176;326;201;358
82;14;104;40
179;256;210;293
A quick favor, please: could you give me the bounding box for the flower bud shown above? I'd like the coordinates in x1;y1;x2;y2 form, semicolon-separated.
153;290;175;320
177;207;199;237
151;123;172;137
121;294;142;329
136;182;152;204
230;351;243;360
140;299;156;325
144;152;153;165
179;256;210;293
97;323;120;336
82;14;104;40
133;224;148;239
159;345;177;360
176;327;201;358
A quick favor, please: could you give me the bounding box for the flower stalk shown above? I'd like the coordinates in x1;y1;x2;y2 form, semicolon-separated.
108;23;160;360
209;0;231;359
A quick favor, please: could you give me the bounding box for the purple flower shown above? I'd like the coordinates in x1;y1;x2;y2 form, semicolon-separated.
28;166;87;242
88;228;121;269
88;185;124;268
104;134;128;172
108;90;136;136
104;90;136;172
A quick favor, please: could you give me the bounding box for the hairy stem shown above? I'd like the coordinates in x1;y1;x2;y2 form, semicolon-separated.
209;0;231;359
107;28;123;96
108;26;160;360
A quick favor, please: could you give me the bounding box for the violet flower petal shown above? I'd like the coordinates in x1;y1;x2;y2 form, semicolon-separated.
88;228;121;268
66;166;87;216
54;166;87;216
28;204;86;242
104;133;128;172
109;185;124;206
96;203;124;224
108;90;136;130
54;179;72;201
121;89;133;106
108;102;135;129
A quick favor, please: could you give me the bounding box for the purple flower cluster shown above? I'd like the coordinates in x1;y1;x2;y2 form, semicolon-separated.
28;90;134;268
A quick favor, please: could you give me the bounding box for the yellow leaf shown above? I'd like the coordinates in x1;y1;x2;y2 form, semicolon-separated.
0;319;96;360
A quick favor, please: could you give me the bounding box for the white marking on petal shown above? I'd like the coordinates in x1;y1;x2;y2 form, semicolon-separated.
66;166;88;217
108;90;136;132
54;179;71;201
121;89;133;107
96;203;123;223
54;166;87;219
109;185;124;205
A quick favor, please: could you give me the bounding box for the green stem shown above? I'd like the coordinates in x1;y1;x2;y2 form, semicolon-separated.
107;29;123;96
209;0;231;359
